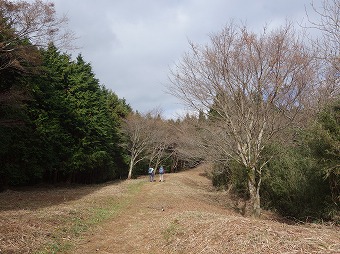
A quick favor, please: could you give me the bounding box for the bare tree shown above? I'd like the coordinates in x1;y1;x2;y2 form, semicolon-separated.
169;22;318;217
307;0;339;58
0;0;75;72
170;114;208;168
122;110;169;179
0;0;76;127
147;116;173;172
122;112;153;179
306;0;340;101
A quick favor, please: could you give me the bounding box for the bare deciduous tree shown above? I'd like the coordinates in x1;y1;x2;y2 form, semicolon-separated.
147;116;173;172
169;22;318;217
306;0;340;101
307;0;339;57
122;110;170;179
0;0;76;126
122;112;154;179
0;0;75;72
170;114;208;168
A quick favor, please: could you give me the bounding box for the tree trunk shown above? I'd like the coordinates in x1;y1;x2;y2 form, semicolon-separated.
171;152;178;173
247;167;261;217
127;159;134;180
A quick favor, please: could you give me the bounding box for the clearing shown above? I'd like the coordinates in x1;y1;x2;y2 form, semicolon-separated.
0;165;339;253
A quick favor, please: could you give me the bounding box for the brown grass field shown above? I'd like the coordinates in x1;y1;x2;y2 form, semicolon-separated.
0;165;339;253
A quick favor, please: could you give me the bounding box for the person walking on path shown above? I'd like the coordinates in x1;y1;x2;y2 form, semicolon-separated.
148;167;155;182
159;166;165;182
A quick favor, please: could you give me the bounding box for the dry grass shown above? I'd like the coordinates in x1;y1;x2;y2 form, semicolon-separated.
157;211;340;253
0;165;339;254
0;180;142;253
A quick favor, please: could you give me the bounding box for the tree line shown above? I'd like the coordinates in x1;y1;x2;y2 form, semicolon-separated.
0;0;131;188
0;0;339;222
0;0;187;189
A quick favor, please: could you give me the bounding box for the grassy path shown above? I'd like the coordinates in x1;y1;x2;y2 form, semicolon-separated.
71;166;340;254
73;165;232;254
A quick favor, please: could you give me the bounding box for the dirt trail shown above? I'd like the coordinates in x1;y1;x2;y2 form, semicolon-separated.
73;165;230;254
72;165;340;254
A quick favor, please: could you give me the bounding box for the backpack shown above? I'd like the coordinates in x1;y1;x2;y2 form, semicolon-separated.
159;166;164;174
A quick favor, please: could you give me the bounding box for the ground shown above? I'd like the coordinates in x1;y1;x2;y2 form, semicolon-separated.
0;165;339;253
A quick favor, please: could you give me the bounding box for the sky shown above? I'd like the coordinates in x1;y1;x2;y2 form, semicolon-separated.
51;0;322;119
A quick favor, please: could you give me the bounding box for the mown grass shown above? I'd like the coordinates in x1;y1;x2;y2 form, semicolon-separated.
34;179;146;254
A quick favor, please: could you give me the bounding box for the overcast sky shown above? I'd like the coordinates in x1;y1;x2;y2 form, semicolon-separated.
52;0;321;119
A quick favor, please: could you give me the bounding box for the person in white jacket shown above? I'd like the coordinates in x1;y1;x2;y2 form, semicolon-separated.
148;167;155;182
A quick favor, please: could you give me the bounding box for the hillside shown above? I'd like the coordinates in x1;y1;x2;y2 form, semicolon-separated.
0;165;339;253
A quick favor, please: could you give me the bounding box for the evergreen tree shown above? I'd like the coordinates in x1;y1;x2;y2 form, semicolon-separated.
28;45;131;183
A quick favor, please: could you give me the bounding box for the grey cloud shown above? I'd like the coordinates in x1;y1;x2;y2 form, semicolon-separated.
51;0;320;118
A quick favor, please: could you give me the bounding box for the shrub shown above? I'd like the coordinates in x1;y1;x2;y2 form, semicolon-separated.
261;142;336;222
211;161;248;198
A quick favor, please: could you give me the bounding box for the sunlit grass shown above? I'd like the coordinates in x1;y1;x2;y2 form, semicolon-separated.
35;179;146;254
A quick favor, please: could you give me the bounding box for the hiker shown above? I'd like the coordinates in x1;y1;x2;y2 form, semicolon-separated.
148;167;155;182
159;166;165;182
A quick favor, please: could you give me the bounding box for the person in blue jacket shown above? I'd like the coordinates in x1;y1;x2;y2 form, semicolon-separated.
148;167;155;182
159;166;165;182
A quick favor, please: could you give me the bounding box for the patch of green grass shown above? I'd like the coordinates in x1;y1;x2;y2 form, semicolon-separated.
36;240;72;254
127;179;145;194
162;219;182;244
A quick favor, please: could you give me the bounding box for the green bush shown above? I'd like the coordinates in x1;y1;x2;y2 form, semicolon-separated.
211;161;248;198
261;143;336;222
211;163;231;190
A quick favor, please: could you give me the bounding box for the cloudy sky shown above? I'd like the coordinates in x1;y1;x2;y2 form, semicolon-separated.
52;0;321;119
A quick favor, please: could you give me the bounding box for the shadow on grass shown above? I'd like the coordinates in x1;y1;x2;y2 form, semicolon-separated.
0;180;124;212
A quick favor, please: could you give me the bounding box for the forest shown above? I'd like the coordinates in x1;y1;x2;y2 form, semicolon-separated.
0;0;339;222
